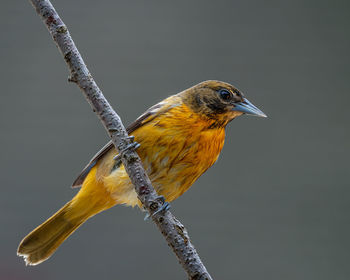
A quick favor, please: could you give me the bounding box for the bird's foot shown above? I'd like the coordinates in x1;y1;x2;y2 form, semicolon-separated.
113;139;140;161
144;196;171;220
126;135;135;141
153;201;171;215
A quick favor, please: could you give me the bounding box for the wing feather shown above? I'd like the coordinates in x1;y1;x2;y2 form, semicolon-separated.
71;100;176;187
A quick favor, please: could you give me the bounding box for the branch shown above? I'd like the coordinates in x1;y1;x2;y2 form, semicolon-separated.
29;1;213;279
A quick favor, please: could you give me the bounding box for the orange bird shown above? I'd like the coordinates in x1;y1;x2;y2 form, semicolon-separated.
17;80;266;265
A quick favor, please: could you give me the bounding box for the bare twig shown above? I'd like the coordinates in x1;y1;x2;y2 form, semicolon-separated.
28;1;213;279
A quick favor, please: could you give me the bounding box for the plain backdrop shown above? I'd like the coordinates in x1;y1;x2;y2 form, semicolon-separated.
1;0;349;279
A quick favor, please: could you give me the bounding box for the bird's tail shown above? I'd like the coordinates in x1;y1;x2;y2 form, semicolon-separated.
17;200;88;265
17;166;116;265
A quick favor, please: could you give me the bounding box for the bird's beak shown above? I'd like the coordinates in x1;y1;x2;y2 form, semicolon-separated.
233;98;267;117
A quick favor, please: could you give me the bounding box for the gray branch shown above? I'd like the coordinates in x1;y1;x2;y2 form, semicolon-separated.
28;1;213;279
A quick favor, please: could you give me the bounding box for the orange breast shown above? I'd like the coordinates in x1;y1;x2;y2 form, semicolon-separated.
132;104;226;202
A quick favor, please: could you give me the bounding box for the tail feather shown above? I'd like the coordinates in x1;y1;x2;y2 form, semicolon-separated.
17;201;86;265
17;165;118;265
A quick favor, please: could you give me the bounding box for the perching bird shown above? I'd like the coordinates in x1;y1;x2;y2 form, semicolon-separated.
17;80;266;265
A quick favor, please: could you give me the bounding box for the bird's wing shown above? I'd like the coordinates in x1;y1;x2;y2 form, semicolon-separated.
72;100;177;188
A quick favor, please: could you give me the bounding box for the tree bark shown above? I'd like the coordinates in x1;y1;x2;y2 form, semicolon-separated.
28;1;213;279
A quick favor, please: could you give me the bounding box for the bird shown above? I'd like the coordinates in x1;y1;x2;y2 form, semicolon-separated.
17;80;266;265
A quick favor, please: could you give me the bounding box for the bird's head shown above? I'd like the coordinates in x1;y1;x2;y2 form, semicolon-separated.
180;80;267;127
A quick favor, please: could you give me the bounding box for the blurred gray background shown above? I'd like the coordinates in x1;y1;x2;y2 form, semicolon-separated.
1;0;349;279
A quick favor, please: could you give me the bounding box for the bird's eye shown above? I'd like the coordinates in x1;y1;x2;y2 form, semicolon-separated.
219;89;232;101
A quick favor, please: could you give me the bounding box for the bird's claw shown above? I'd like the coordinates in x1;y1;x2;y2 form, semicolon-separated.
153;202;171;216
144;212;150;221
113;141;140;161
126;135;135;141
144;199;171;221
